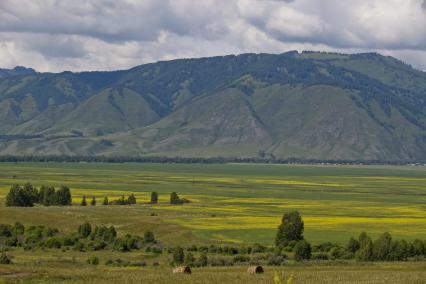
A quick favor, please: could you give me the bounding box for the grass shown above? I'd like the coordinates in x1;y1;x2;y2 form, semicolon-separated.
1;162;426;283
0;163;426;244
1;261;426;283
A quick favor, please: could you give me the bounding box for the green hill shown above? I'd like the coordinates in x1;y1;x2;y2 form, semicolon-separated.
0;51;425;161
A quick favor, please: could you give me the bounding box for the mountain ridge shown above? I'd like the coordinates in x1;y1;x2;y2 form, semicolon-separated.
0;51;425;161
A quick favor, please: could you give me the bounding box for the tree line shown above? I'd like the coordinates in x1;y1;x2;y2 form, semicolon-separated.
275;211;426;261
5;184;189;207
5;183;71;207
0;154;423;166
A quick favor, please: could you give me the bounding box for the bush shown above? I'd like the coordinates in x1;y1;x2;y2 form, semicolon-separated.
251;243;267;253
143;231;155;243
233;254;250;263
312;252;329;260
184;252;195;265
329;247;346;260
173;247;184;264
196;253;208;267
0;253;12;264
87;256;99;265
267;253;287;266
209;256;234;266
78;222;92;238
294;240;312;261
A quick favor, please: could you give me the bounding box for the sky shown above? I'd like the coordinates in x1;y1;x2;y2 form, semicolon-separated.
0;0;426;72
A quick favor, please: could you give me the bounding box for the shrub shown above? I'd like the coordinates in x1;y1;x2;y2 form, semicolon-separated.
0;253;12;264
251;243;267;253
184;252;195;265
173;247;184;264
267;253;287;266
233;254;250;263
196;253;208;267
143;231;155;243
312;252;329;260
78;222;92;238
209;256;234;266
87;256;99;265
294;240;312;261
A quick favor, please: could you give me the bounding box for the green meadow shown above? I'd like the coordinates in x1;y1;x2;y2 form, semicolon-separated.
0;162;425;245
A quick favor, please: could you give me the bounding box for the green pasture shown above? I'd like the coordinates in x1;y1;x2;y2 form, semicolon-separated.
0;162;425;245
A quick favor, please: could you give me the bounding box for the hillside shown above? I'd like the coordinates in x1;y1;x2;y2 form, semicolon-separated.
0;51;425;161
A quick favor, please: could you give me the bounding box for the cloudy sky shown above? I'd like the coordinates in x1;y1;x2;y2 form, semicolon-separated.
0;0;426;72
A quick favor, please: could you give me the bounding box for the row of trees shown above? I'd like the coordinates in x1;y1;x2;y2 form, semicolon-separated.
81;194;137;206
79;192;188;206
1;154;421;166
5;185;187;207
5;183;71;207
275;211;426;261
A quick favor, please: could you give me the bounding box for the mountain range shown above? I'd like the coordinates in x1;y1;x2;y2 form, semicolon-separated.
0;51;425;161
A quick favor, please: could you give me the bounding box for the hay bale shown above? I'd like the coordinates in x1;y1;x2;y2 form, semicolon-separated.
247;265;264;274
173;266;192;274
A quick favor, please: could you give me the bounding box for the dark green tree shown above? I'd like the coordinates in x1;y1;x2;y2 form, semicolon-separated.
81;195;87;206
22;183;39;204
275;211;304;247
358;232;370;247
356;239;374;261
293;240;311;261
347;237;360;253
390;240;408;261
5;184;35;207
102;196;109;205
412;239;425;256
173;247;185;264
90;196;96;206
150;192;158;204
373;232;392;261
170;192;181;205
55;186;72;205
128;194;136;205
40;186;56;206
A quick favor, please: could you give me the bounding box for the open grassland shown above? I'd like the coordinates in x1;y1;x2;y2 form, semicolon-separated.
1;260;426;283
0;162;426;245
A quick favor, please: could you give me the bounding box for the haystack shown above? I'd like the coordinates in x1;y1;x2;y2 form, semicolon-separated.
247;265;264;274
173;266;192;274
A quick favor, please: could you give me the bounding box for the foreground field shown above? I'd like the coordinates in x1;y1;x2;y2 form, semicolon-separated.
0;163;426;244
1;261;426;283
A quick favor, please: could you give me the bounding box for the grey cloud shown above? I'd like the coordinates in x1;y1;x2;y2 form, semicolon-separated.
0;0;426;72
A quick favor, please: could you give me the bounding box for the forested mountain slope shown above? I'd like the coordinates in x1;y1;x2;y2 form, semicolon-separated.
0;51;425;161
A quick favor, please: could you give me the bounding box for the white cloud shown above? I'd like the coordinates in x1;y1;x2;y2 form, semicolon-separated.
0;0;425;72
